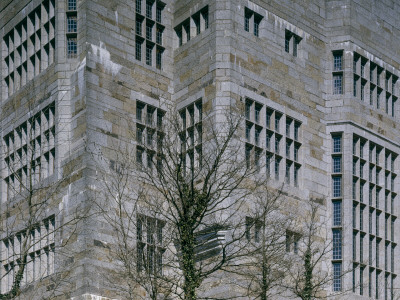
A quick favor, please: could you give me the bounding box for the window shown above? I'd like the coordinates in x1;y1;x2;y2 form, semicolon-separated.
286;118;292;136
146;0;153;18
137;215;164;275
353;232;357;259
333;52;343;71
244;10;250;32
333;52;343;95
294;165;299;187
332;229;342;259
333;74;343;95
275;159;280;180
156;4;162;23
246;123;252;142
136;18;143;35
266;154;271;177
266;110;272;128
294;145;299;161
333;176;341;197
286;140;291;157
136;0;142;13
245;217;263;243
68;0;76;10
285;162;291;184
294;122;300;141
285;30;301;56
245;101;251;119
275;114;281;132
333;263;342;291
360;207;364;231
369;236;373;265
67;16;77;33
146;22;153;40
333;156;342;173
156;48;162;70
275;136;280;154
376;241;380;268
67;37;77;58
156;26;163;45
286;231;300;254
266;132;272;150
333;135;341;153
360;267;364;295
244;8;262;37
146;44;152;66
285;31;290;53
255;128;261;146
353;203;357;227
255;105;261;123
353;77;358;97
361;82;365;101
202;8;209;29
254;15;261;37
333;201;342;226
136;39;143;60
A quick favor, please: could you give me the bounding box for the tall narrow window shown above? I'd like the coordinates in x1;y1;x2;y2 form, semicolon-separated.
146;0;153;19
67;16;77;33
136;39;143;61
333;135;342;153
156;48;162;70
333;263;342;291
334;52;343;71
333;201;342;226
67;38;77;58
244;10;250;32
136;0;142;13
333;176;342;197
285;31;290;53
146;44;152;66
333;51;343;94
254;15;261;37
332;229;342;259
68;0;77;10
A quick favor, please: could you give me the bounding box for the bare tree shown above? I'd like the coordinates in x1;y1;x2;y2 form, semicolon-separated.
91;101;272;300
283;199;338;300
228;185;291;300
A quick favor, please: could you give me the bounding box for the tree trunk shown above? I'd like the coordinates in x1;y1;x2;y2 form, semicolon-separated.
181;223;199;300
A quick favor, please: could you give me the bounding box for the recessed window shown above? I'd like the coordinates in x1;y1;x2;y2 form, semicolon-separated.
68;0;77;11
136;0;142;13
333;201;342;226
67;16;77;33
332;135;342;153
146;44;153;66
156;47;163;70
135;39;143;61
333;75;343;95
285;30;301;57
146;0;153;19
333;176;342;197
244;8;262;37
333;156;342;173
332;229;342;259
67;37;77;58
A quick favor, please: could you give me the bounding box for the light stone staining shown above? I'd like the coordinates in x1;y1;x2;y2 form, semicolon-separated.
1;0;400;299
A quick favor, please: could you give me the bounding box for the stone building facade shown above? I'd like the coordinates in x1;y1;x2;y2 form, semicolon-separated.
1;0;400;299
